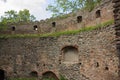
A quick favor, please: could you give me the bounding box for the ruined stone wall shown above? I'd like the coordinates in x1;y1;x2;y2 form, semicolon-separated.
0;0;120;80
1;0;114;34
0;25;119;80
113;0;120;78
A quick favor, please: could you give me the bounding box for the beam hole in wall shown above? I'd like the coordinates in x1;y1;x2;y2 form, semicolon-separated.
12;26;15;31
29;71;38;77
52;22;56;27
79;63;82;65
33;25;38;30
62;46;79;63
0;69;5;80
96;10;101;18
43;64;46;66
36;63;39;67
42;71;59;80
77;16;82;23
95;62;99;67
105;67;109;71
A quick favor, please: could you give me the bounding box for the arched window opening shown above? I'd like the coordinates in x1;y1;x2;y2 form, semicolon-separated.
12;26;15;31
52;22;56;27
96;10;101;18
33;25;38;30
62;46;79;63
77;16;82;23
30;71;38;77
42;71;59;80
0;69;5;80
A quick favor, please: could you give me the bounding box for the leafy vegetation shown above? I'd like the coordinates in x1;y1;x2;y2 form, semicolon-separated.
0;9;36;30
46;0;101;17
0;19;114;38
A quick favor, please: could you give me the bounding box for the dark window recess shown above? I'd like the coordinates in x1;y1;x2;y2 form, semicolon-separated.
0;69;5;80
95;62;99;67
79;63;82;65
42;71;59;80
52;22;56;27
12;26;15;31
77;16;82;23
30;71;38;77
96;10;101;18
105;67;109;70
33;25;38;30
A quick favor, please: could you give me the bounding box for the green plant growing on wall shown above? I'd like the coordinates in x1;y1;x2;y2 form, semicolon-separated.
0;19;114;38
9;78;36;80
0;9;36;30
43;78;55;80
59;75;67;80
42;75;67;80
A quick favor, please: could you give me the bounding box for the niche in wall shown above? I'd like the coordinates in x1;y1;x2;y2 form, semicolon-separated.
61;46;79;63
52;22;56;27
42;71;59;80
29;71;38;77
33;25;38;30
12;26;15;31
0;69;5;80
96;10;101;18
77;16;82;23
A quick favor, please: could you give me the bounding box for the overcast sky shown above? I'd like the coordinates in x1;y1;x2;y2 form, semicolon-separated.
0;0;54;20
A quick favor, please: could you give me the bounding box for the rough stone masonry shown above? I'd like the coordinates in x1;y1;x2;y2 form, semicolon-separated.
0;0;120;80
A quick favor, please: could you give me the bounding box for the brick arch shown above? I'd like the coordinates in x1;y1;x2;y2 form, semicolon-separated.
61;46;79;63
0;69;5;80
42;71;59;80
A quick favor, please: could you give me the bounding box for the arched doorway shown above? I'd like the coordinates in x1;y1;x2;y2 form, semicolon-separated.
0;69;5;80
42;71;59;80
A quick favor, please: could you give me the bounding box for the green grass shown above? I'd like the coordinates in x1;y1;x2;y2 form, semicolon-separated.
9;78;36;80
0;19;114;38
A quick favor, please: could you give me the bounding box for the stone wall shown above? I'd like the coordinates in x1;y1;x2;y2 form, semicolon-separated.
0;24;119;80
0;0;120;80
1;0;114;34
113;0;120;78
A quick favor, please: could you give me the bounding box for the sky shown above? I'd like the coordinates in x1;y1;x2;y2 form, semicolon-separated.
0;0;54;20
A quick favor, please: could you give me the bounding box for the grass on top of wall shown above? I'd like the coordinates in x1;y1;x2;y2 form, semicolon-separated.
9;78;36;80
0;19;114;38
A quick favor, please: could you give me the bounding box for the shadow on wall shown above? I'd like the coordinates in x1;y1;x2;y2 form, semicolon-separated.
42;71;59;80
0;69;5;80
29;71;38;78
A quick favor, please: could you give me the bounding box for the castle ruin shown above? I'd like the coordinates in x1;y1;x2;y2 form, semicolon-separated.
0;0;120;80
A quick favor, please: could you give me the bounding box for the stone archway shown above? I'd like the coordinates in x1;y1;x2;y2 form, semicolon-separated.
42;71;59;80
62;46;79;63
0;69;5;80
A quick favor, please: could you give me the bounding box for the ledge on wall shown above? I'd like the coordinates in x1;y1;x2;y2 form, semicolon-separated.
0;19;114;39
